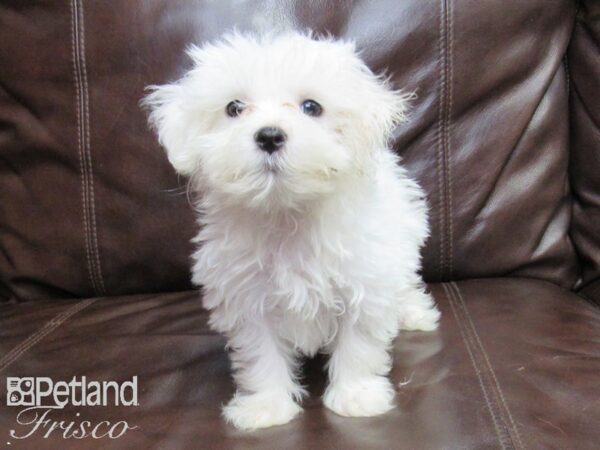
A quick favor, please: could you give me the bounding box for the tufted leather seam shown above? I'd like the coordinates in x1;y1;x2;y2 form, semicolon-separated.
78;0;106;295
0;299;97;373
449;282;526;450
70;0;106;295
443;283;517;450
436;0;448;279
445;0;454;277
70;0;97;295
437;0;454;280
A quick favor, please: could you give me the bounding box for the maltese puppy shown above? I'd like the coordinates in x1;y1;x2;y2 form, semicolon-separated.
145;32;440;431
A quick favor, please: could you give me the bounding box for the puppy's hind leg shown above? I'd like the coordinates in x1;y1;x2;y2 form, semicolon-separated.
222;319;305;430
398;283;441;332
323;310;398;417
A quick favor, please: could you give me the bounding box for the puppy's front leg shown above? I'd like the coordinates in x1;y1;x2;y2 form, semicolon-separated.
323;314;397;417
222;319;304;430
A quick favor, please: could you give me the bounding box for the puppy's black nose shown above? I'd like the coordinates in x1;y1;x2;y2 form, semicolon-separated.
254;127;287;154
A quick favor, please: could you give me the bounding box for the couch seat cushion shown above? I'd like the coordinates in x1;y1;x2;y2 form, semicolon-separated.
1;278;599;449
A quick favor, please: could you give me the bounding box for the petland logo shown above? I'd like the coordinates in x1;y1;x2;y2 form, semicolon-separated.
5;376;138;441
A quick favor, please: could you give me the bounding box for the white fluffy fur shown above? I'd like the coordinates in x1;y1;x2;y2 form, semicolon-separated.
145;32;440;431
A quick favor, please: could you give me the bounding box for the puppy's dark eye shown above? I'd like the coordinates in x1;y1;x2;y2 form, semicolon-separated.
226;100;246;117
300;99;323;117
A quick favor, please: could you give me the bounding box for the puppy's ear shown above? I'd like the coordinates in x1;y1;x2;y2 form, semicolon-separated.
143;83;199;176
362;75;413;149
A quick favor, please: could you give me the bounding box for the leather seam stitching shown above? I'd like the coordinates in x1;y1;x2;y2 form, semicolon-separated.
443;283;514;450
437;0;454;279
70;0;98;294
445;0;454;277
451;282;526;449
71;0;106;295
0;299;97;373
78;0;106;295
436;0;448;279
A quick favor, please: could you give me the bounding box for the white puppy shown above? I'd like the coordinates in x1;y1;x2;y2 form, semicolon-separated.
145;32;440;431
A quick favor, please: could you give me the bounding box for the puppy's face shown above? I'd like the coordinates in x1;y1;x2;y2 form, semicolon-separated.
146;33;408;210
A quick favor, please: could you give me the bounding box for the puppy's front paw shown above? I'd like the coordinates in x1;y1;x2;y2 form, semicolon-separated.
400;292;441;331
223;390;302;430
323;376;395;417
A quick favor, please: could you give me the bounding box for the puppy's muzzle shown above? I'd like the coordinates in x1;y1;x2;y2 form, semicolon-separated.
254;127;287;154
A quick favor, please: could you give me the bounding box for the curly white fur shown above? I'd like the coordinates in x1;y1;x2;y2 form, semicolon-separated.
145;32;440;430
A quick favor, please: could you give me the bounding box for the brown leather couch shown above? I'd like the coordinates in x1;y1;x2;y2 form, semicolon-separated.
1;1;599;449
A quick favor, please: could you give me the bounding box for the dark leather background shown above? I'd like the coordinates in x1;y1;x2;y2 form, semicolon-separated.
0;0;586;302
1;1;599;449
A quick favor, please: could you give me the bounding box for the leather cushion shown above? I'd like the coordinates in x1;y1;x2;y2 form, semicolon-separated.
1;278;598;448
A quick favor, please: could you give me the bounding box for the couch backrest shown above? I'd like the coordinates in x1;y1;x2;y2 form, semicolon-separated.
0;0;584;301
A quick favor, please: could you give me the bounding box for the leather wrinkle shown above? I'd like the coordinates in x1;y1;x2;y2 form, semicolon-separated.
525;187;569;269
571;77;600;133
474;62;567;228
580;15;600;54
0;298;97;373
0;80;43;123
